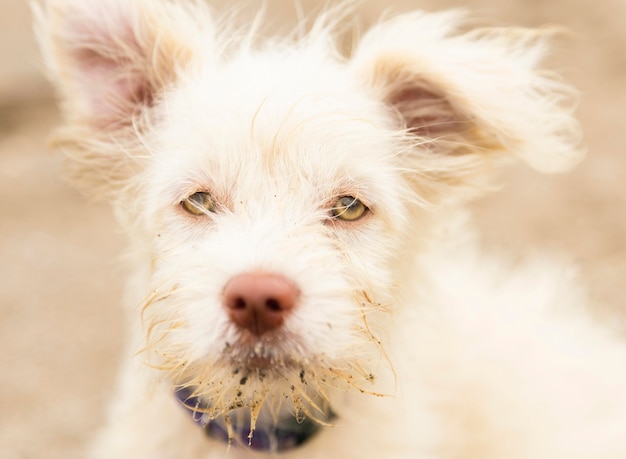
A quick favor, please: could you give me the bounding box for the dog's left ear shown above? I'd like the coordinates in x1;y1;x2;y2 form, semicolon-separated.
351;11;583;197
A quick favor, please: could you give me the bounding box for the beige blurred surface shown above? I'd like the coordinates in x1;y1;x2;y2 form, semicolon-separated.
0;1;624;458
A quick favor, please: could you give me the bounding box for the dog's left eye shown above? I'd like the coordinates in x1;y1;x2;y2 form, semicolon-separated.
330;196;368;221
181;191;216;215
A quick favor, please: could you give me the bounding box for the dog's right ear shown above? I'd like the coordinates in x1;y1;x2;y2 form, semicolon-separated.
35;0;213;197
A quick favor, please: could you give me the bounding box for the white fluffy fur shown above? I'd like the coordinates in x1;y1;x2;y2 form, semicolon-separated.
38;1;626;458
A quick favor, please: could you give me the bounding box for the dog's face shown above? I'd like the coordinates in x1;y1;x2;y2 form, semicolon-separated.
140;53;411;415
39;0;582;432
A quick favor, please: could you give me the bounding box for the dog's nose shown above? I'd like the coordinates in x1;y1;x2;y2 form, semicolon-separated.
222;273;299;336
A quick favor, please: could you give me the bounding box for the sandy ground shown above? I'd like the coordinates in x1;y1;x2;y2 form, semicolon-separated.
0;1;624;458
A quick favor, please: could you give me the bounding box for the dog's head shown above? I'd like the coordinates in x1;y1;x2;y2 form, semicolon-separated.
38;0;582;443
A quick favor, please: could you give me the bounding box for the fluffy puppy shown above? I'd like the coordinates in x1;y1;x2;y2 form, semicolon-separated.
37;1;626;458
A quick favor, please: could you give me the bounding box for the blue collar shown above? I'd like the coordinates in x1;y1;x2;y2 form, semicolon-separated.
174;387;335;453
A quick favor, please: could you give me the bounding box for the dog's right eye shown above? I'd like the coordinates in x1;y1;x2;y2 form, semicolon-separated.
181;192;216;216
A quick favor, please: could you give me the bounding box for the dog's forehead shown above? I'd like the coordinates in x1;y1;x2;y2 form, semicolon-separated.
152;49;401;200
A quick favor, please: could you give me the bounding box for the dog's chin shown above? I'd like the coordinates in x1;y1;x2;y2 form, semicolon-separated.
173;341;338;452
172;336;329;415
168;329;381;452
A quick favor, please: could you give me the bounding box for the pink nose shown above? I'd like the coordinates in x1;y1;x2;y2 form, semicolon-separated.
222;272;299;336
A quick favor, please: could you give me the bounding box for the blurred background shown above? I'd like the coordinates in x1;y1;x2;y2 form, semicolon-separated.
0;0;624;458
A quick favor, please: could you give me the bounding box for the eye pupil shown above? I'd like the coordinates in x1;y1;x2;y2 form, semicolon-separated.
331;196;368;221
182;192;215;215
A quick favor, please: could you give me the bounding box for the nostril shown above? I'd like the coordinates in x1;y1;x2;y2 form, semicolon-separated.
232;297;247;310
265;298;281;312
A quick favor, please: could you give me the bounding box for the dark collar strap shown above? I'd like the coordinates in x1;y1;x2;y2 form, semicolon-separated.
174;387;333;453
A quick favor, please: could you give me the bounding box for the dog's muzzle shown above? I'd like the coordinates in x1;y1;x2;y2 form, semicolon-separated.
174;386;335;453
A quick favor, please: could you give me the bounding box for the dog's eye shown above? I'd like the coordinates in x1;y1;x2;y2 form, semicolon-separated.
330;196;368;221
181;191;216;215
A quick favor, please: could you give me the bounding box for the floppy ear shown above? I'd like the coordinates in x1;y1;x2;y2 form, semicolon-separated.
351;11;583;199
35;0;213;197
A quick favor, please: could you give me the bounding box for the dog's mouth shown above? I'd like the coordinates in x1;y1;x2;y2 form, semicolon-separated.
166;337;340;452
174;385;335;453
165;330;382;452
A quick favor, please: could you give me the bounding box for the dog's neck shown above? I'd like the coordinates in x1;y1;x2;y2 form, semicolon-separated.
174;387;333;453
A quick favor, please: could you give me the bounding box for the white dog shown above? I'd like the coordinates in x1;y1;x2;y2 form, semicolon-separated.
38;0;626;458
